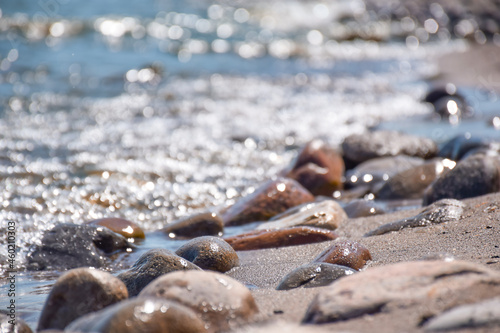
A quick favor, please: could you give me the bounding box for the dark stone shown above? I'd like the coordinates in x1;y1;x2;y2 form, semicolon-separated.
314;240;372;270
37;268;128;331
117;248;201;296
438;134;498;161
138;270;258;333
276;263;356;290
66;297;207;333
175;236;239;273
27;223;134;271
223;226;338;251
342;130;437;166
0;313;32;333
365;199;465;237
161;212;224;239
284;140;344;196
423;154;500;205
423;86;473;121
343;199;387;218
86;217;145;239
221;178;314;226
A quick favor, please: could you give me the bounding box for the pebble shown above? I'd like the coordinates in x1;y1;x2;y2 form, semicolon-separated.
438;134;495;161
374;158;455;200
343;199;387;218
37;268;128;331
313;240;372;270
221;178;314;226
27;223;133;271
0;314;32;333
161;212;224;239
423;86;472;122
365;199;465;237
424;297;500;331
117;248;201;296
423;154;500;205
303;260;500;324
138;270;258;333
342;130;437;166
66;297;207;333
224;226;338;251
175;236;239;272
86;217;145;239
256;200;347;231
276;263;356;290
283;139;344;196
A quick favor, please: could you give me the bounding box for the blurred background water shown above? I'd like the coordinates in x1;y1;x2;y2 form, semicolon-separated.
0;0;499;328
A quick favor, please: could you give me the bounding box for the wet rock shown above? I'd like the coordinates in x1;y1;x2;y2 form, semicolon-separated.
27;223;133;271
175;236;238;273
374;159;455;200
365;199;465;237
87;217;145;239
345;155;425;189
284;140;344;196
343;199;387;218
313;240;372;270
303;260;500;324
117;248;201;296
256;200;347;231
423;86;473;122
161;212;224;239
37;268;128;331
224;226;338;251
423;154;500;205
276;263;356;290
424;297;500;331
138;270;258;333
0;313;32;333
438;134;496;161
342;131;437;166
221;178;314;226
66;297;207;333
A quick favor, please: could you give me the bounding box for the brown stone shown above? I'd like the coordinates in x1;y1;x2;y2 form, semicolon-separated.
0;314;32;333
66;297;207;333
313;240;372;270
87;217;145;239
222;178;314;226
175;236;239;273
161;212;224;239
224;226;338;251
37;268;128;331
138;270;258;333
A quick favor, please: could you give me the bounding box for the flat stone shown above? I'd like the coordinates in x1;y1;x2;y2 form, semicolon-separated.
161;212;224;239
66;297;207;333
343;199;387;218
424;297;500;331
221;178;314;226
276;263;356;290
303;260;500;324
342;130;437;166
0;313;32;333
365;199;465;237
138;270;258;333
224;227;338;251
313;240;372;270
86;217;145;239
26;223;133;271
175;236;239;272
117;248;201;296
423;154;500;205
257;200;347;231
37;268;128;331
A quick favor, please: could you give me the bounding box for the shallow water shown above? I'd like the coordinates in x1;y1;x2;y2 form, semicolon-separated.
0;0;499;329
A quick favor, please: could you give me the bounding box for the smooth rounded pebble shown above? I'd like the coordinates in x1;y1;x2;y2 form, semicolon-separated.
438;133;497;161
175;236;239;272
313;240;372;270
343;199;386;218
37;268;128;331
117;248;201;296
224;226;338;251
161;212;224;239
221;177;314;226
0;313;32;333
257;200;347;231
276;263;356;290
26;223;133;271
66;297;207;333
138;270;258;333
86;217;145;239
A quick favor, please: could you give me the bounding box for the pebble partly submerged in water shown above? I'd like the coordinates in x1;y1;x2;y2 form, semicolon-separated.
86;217;145;239
161;212;224;239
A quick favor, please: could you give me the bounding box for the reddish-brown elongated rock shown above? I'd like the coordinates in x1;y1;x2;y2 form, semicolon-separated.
86;217;145;239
